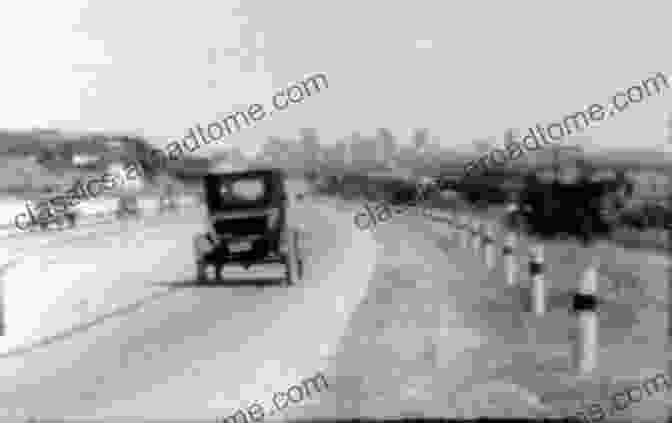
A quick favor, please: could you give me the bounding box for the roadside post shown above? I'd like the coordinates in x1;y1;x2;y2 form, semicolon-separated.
529;244;546;316
470;217;481;253
572;202;600;376
503;231;517;285
459;214;469;249
483;221;496;269
503;201;520;286
574;254;600;375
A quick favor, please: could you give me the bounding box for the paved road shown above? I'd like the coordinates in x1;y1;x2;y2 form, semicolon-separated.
0;195;665;421
0;199;376;422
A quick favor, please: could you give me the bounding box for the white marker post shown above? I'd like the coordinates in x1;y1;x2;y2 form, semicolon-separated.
503;231;517;285
470;218;481;253
483;222;496;269
529;244;546;316
459;215;469;249
444;208;455;241
575;257;600;375
504;202;520;285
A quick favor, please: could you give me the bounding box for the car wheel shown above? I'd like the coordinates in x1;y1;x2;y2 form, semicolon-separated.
284;259;295;286
214;264;223;284
294;231;304;280
298;258;304;280
284;232;300;286
196;261;206;284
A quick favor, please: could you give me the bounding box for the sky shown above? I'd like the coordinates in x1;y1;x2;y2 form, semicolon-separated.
0;1;671;157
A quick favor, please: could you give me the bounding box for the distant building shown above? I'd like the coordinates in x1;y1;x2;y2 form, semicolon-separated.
365;166;415;182
592;168;616;181
104;138;124;151
72;153;101;167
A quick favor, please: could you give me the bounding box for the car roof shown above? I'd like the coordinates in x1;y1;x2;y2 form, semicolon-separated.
205;168;286;179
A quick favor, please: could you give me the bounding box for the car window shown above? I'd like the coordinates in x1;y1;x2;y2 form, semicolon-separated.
226;178;266;201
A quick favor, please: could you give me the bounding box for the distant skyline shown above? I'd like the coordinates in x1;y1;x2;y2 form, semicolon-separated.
1;1;671;157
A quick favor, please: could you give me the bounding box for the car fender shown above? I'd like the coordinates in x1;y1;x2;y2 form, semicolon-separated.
194;233;215;256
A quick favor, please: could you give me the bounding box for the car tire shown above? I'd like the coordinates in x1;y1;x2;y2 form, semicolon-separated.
193;233;205;283
284;230;300;286
298;258;304;280
295;231;304;280
196;261;211;285
214;264;224;284
283;259;292;286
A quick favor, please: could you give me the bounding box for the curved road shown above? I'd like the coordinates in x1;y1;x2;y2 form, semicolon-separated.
0;197;376;421
0;194;665;421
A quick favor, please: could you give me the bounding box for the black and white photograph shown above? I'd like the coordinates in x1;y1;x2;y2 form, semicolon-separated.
0;1;670;422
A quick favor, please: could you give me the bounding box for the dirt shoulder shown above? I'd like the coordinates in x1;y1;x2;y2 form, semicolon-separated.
289;202;670;420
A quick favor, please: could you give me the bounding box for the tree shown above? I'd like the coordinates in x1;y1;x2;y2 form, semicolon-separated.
517;171;628;244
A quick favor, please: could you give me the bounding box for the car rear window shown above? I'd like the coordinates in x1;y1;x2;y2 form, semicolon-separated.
223;178;266;201
207;174;275;209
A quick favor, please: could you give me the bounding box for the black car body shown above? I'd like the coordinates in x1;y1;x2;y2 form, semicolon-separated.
193;168;303;284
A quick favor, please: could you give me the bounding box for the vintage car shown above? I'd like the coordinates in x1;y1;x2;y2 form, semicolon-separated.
31;198;78;231
193;168;304;285
115;195;141;219
30;186;79;231
158;183;179;214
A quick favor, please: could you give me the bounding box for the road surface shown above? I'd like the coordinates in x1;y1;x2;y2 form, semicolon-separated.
0;194;667;421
